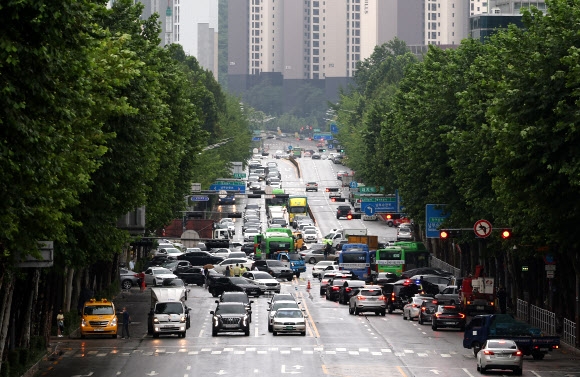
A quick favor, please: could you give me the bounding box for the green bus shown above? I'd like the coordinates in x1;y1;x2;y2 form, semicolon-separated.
254;230;295;259
375;242;429;275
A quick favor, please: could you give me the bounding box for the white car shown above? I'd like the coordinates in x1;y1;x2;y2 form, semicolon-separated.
144;267;177;286
244;228;260;242
270;181;282;189
213;248;231;259
271;308;307;336
242;271;281;293
403;296;431;321
303;229;318;243
477;339;523;375
312;261;338;278
267;300;301;332
213;258;253;274
164;248;184;258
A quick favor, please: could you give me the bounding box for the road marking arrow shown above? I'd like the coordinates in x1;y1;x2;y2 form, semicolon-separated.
145;372;158;376
429;370;442;375
215;371;227;375
281;365;300;374
71;373;94;377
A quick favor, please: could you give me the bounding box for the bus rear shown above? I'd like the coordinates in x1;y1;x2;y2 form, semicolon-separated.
375;246;405;275
339;244;372;282
288;196;308;224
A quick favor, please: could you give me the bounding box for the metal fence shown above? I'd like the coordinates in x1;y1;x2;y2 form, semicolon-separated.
563;318;577;347
517;298;576;348
430;256;461;278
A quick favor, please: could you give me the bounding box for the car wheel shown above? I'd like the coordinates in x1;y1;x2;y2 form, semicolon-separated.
418;317;423;325
450;300;456;305
153;333;159;339
80;334;86;339
212;329;217;337
273;331;278;336
309;258;316;264
349;306;354;315
532;352;544;360
514;367;522;376
432;323;438;331
403;312;407;320
244;329;250;336
388;305;394;314
211;291;218;298
268;324;273;332
480;365;486;374
181;332;186;338
387;221;394;227
354;307;359;315
121;280;133;290
286;277;293;281
301;331;306;336
472;342;481;356
112;334;117;339
476;363;480;372
380;310;386;316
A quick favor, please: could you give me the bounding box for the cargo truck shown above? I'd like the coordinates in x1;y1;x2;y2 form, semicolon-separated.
324;228;367;248
463;314;560;359
347;235;379;250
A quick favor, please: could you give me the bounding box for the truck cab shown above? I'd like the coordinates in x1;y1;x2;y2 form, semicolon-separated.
149;287;191;338
277;252;306;277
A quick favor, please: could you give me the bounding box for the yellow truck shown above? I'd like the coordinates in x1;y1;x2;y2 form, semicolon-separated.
80;298;118;339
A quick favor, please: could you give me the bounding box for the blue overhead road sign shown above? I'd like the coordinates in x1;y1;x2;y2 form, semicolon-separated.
349;181;358;189
190;196;210;201
330;123;339;134
361;197;397;214
252;136;262;141
425;204;449;238
364;205;375;216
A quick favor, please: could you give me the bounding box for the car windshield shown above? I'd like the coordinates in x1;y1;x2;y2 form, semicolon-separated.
153;268;172;275
275;310;303;318
487;340;517;349
304;229;316;234
84;305;114;315
162;279;184;287
229;277;248;284
221;294;249;303
216;305;246;315
253;272;274;280
272;302;298;311
267;261;284;267
155;302;183;315
360;289;381;296
246;229;259;233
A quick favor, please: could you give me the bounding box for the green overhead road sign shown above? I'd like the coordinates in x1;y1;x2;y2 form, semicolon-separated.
359;187;377;193
362;197;396;202
233;173;246;179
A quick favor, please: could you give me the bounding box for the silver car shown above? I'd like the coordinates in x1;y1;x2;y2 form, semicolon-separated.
403;296;431;321
272;308;307;336
267;300;300;332
477;339;523;375
348;287;387;316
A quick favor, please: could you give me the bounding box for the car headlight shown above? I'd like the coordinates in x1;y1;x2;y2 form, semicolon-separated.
243;315;248;326
111;317;117;326
180;316;186;323
290;262;296;266
213;316;220;326
153;318;159;323
81;318;87;327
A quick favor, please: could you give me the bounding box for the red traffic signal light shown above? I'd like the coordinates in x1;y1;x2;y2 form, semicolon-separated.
386;214;392;219
347;214;353;220
440;230;449;239
501;229;512;239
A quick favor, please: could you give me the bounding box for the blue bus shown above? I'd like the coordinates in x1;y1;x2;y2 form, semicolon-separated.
338;244;373;282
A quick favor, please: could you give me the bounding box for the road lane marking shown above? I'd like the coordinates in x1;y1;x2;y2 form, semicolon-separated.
461;368;475;377
396;366;409;377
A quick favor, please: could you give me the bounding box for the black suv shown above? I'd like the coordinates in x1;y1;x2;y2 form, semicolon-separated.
217;292;254;322
210;302;251;336
251;260;294;281
208;276;261;297
418;298;438;325
338;280;366;305
336;205;353;219
179;251;224;266
383;280;421;314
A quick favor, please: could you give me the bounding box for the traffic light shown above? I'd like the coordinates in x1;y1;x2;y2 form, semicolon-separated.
351;213;362;219
227;212;242;218
501;229;512;239
440;229;461;239
326;187;339;192
187;212;204;219
440;230;449;239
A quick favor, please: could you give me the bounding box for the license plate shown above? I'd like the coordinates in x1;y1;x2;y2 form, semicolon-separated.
223;324;238;328
444;321;457;325
477;306;484;310
540;348;549;351
285;326;294;330
93;329;104;332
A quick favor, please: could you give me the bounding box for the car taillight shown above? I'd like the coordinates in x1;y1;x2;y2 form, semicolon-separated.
459;313;466;318
391;293;395;300
435;313;440;318
412;304;418;308
483;350;494;355
332;286;340;291
345;287;352;293
357;296;366;301
378;295;386;301
421;307;426;312
347;214;352;220
512;350;523;357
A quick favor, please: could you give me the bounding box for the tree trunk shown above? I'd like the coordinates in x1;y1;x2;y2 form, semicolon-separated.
65;267;75;313
0;273;15;375
19;269;40;348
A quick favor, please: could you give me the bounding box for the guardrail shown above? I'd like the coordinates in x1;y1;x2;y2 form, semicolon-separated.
517;298;577;348
429;256;461;278
289;156;301;178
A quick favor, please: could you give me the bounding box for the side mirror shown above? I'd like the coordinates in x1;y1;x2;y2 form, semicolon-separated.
247;310;252;314
210;311;214;315
250;300;255;304
215;300;219;304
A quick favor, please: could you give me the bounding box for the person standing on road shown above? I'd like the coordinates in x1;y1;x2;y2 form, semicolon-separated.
324;241;332;260
121;307;131;339
56;309;65;337
225;265;231;277
240;264;247;276
497;286;507;314
233;263;241;277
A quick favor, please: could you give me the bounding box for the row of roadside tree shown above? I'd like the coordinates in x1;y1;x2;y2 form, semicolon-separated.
334;0;580;337
0;0;252;373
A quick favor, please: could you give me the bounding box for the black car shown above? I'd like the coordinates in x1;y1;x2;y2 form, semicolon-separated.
217;291;254;322
418;298;438;325
338;280;366;304
251;260;294;281
178;250;224;266
336;205;353;219
163;260;192;273
175;266;205;286
400;267;454;279
383;279;421;314
218;195;236;205
431;305;466;331
208;276;261;297
210;302;251;336
241;243;255;256
373;272;399;286
326;279;347;301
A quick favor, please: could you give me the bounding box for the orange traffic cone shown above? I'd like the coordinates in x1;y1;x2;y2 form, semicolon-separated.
307;280;311;290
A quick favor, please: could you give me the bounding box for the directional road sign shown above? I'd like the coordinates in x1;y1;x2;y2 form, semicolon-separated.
330;123;339;134
252;136;262;141
233;173;246;179
359;186;376;194
313;133;333;140
425;204;449;238
349;181;358;189
364;205;375;216
474;219;492;238
210;180;246;193
288;145;293;150
328;144;334;149
189;195;210;202
361;197;397;214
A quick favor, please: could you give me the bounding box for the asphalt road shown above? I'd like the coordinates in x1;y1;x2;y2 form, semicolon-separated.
36;137;580;377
